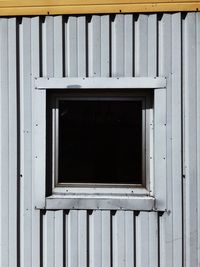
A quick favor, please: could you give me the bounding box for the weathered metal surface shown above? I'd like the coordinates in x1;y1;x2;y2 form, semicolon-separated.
183;12;200;267
1;12;199;267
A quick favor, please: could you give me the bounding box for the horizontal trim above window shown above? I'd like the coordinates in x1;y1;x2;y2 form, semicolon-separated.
35;77;167;90
0;1;199;16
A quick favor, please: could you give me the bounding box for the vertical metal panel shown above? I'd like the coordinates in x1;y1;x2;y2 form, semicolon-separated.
42;16;55;267
42;16;54;76
68;211;78;267
43;211;55;267
135;13;159;267
100;16;110;77
68;210;87;267
54;16;63;77
89;211;102;267
112;211;125;267
31;16;41;267
124;211;134;267
77;16;87;77
89;210;111;267
147;15;157;76
8;18;18;267
33;16;46;210
113;211;135;267
0;18;9;263
154;87;167;210
67;210;87;267
42;16;66;267
54;211;64;267
88;15;110;77
101;211;111;267
158;12;182;267
19;17;32;267
171;13;182;267
64;211;68;267
77;211;87;267
183;12;198;267
158;13;173;267
124;15;133;76
66;16;87;77
0;17;18;267
111;14;125;77
149;212;159;267
135;14;148;76
88;16;101;77
159;214;167;267
136;212;150;267
197;13;200;267
53;16;64;267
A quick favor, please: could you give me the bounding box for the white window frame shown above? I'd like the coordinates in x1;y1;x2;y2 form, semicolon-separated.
34;77;167;211
50;93;150;193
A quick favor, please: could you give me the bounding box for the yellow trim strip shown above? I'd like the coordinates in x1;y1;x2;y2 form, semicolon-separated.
0;0;199;7
0;1;199;16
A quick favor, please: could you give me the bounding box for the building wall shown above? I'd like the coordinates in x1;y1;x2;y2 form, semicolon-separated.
0;12;198;267
0;0;200;16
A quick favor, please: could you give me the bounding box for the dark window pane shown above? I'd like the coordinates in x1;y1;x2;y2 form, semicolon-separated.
58;99;143;184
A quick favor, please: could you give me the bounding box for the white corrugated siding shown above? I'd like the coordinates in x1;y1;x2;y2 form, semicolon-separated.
0;12;199;267
183;13;200;267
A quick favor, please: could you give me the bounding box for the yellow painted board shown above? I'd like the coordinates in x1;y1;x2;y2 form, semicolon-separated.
0;0;199;7
0;1;199;16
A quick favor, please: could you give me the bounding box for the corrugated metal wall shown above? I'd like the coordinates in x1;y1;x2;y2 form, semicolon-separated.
182;13;200;267
0;12;199;267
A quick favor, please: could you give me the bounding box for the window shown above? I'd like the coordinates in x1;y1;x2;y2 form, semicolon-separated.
47;91;153;195
34;77;167;210
58;97;143;185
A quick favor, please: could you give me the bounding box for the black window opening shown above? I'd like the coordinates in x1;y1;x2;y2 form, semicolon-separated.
57;97;144;185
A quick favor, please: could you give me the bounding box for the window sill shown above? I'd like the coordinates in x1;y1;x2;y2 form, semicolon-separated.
41;194;155;211
52;186;149;195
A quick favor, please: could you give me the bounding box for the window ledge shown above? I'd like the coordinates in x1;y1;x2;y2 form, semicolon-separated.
42;195;155;211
